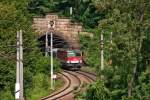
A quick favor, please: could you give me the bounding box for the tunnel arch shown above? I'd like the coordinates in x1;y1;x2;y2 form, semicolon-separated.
38;31;70;54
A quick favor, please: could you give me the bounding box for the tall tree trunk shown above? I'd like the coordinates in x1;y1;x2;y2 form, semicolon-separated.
128;6;144;97
128;63;137;97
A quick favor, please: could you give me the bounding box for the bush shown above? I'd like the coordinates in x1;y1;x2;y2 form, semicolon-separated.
0;90;14;100
84;80;111;100
25;73;51;100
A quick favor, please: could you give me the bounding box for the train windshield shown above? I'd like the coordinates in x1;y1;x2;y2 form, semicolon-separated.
67;50;81;57
75;52;81;57
68;52;76;57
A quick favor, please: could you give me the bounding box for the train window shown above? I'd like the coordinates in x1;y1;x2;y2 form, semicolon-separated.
76;52;81;56
68;52;76;57
67;50;81;57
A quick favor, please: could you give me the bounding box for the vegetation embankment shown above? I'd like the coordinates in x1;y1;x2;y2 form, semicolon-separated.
0;0;62;100
78;0;150;99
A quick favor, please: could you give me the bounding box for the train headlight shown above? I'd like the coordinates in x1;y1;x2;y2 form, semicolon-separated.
67;61;70;63
80;60;82;63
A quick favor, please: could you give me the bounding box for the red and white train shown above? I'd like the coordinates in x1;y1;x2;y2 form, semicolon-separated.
57;49;83;70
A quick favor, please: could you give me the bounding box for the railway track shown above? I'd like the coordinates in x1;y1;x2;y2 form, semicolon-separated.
41;72;72;100
41;70;96;100
75;70;96;82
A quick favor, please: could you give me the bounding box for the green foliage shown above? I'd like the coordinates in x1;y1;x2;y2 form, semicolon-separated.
79;29;100;67
0;0;58;99
28;0;56;15
25;73;51;100
132;68;150;99
26;72;63;100
79;0;150;99
53;58;61;72
28;0;103;28
0;2;20;94
0;90;14;100
81;69;150;100
81;80;110;100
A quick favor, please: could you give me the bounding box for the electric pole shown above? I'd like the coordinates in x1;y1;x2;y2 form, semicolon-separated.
48;21;55;90
50;32;54;90
19;30;24;100
15;31;20;100
15;30;24;100
70;7;73;16
45;32;48;57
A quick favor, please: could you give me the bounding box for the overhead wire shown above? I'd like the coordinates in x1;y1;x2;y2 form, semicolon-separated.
0;52;16;61
0;33;81;59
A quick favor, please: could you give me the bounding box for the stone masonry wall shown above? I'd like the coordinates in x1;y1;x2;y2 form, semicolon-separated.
32;14;91;48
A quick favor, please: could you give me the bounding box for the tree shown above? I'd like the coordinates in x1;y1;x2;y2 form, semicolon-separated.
0;0;50;99
81;0;150;99
28;0;103;28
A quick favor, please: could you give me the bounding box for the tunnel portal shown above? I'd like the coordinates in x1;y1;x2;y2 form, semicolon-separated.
38;33;69;55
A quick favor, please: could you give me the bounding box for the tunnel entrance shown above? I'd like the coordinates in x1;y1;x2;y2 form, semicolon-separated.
38;33;69;55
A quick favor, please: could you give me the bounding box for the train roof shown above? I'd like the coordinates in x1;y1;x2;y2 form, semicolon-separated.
58;48;81;52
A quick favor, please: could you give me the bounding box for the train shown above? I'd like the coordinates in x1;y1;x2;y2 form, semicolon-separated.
57;48;83;70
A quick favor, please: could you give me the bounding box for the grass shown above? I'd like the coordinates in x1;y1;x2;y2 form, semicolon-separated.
81;66;96;73
25;73;64;100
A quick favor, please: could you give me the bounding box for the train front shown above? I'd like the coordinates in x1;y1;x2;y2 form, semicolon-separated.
65;50;83;70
